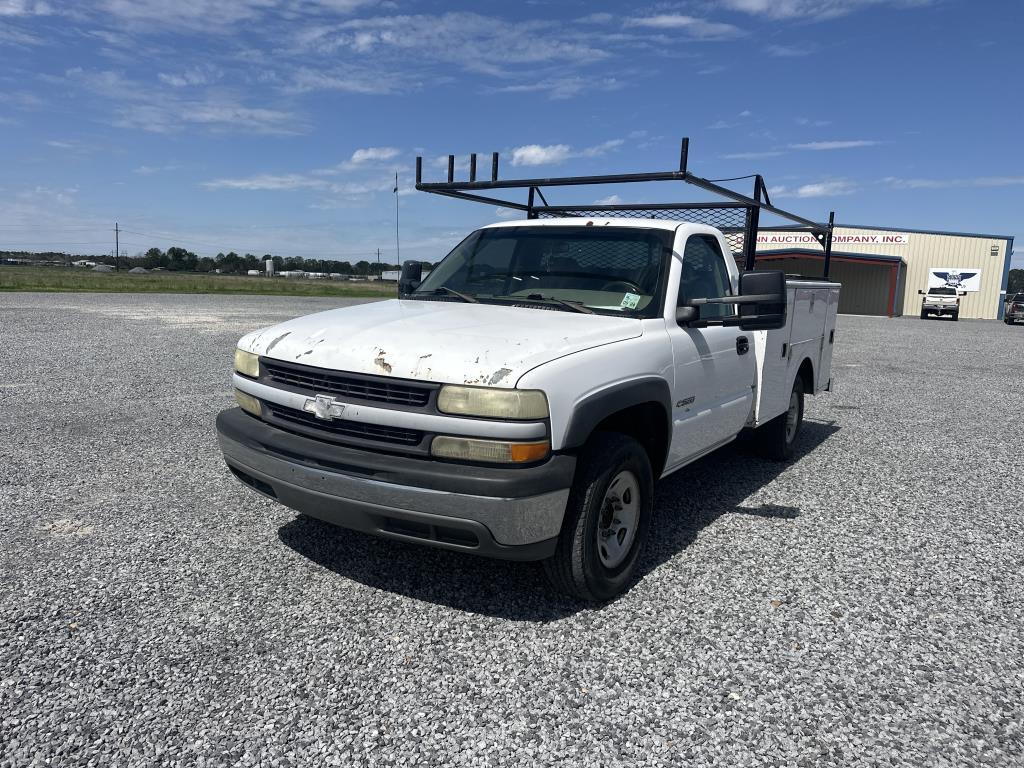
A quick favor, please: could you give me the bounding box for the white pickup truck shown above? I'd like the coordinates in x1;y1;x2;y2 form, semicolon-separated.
218;216;840;600
918;285;966;320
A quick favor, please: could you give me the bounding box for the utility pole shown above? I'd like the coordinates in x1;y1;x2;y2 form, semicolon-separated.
377;247;380;280
114;222;119;271
394;172;400;264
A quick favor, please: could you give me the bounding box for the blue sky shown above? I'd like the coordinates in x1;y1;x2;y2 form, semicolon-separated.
0;0;1021;266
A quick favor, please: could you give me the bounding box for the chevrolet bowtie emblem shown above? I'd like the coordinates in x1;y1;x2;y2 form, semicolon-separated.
303;394;347;421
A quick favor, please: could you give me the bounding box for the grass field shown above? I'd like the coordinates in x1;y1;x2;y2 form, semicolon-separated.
0;266;396;297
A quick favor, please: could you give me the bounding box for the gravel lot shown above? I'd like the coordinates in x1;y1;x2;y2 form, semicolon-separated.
2;292;1023;767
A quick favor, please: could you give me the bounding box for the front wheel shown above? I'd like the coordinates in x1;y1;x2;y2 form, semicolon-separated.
543;433;653;602
952;311;959;322
754;377;805;461
920;309;928;319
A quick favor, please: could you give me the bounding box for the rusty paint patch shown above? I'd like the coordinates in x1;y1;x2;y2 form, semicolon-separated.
266;331;291;353
374;349;393;374
488;367;513;385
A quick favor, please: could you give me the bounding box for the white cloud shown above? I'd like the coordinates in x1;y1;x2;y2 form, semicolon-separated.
65;67;305;134
284;66;403;95
886;176;1024;189
722;150;785;160
771;179;858;198
350;147;400;164
297;13;611;76
202;174;329;191
511;144;572;167
625;14;742;38
133;163;180;175
790;140;879;150
0;0;53;16
489;76;621;100
580;139;624;157
594;194;622;205
509;139;623;167
158;66;222;87
718;0;934;20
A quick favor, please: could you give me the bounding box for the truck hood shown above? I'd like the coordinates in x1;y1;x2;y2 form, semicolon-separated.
240;299;644;387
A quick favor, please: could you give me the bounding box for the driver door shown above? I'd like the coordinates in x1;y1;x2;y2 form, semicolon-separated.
665;234;757;468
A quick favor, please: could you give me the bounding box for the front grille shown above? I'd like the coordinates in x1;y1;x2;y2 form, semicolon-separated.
265;403;423;446
261;359;433;407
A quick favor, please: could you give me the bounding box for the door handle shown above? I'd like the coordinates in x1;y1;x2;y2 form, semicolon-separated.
736;336;749;355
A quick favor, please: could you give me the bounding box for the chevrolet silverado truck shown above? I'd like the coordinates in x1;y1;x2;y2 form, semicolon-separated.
918;286;966;320
216;145;841;600
1005;293;1024;325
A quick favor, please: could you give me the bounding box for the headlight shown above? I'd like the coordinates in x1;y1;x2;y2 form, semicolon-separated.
431;436;549;464
234;348;260;378
437;385;548;420
234;388;262;417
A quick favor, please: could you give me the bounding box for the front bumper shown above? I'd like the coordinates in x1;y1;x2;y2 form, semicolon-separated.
923;304;956;314
216;408;574;560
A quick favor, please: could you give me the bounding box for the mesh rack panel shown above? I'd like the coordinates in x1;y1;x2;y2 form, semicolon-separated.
536;206;749;255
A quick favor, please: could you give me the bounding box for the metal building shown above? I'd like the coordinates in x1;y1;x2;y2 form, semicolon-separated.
754;225;1014;320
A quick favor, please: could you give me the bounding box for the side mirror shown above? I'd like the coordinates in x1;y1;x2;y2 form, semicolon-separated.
398;260;422;297
917;289;926;295
737;270;787;331
958;291;967;296
676;306;698;325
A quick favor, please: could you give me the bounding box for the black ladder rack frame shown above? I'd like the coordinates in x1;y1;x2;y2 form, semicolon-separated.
415;138;835;278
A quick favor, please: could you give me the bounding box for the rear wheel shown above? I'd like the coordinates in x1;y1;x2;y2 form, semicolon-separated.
543;433;653;602
754;377;805;461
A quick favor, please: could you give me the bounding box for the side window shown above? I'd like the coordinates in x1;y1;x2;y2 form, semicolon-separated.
678;235;733;320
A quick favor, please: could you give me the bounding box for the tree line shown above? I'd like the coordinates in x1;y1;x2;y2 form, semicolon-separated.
134;247;415;276
0;248;433;275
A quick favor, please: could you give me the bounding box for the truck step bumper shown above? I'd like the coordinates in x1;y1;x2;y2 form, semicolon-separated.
216;409;571;561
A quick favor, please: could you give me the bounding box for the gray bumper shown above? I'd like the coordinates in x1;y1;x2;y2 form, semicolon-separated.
216;409;572;560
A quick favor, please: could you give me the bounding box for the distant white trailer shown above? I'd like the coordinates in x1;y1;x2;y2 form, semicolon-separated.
247;270;260;276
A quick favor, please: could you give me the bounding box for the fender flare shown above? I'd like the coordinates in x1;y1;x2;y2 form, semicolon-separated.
561;377;672;450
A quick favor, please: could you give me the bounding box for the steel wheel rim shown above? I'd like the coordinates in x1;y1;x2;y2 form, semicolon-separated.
785;390;800;443
597;470;640;569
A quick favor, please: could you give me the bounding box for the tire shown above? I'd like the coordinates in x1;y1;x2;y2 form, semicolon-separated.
920;310;928;320
952;312;959;322
754;376;805;461
543;433;653;602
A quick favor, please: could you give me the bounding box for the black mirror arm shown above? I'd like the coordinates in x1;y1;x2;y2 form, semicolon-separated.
690;293;781;306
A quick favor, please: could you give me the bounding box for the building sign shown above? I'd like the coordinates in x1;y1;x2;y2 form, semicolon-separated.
755;232;910;246
928;268;982;292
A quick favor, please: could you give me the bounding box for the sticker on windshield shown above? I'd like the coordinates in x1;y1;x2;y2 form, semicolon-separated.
620;292;641;310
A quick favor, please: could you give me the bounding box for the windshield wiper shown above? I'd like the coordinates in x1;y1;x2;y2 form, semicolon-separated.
434;286;478;303
507;294;594;314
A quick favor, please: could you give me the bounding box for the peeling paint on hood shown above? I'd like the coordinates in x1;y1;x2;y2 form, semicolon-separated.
239;299;644;387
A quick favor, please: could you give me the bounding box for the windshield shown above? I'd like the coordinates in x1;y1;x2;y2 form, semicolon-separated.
413;226;673;317
929;287;956;296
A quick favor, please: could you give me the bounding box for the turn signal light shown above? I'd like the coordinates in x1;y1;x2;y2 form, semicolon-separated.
431;436;550;464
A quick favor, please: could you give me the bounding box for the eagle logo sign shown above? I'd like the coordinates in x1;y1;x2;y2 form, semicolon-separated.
934;270;977;289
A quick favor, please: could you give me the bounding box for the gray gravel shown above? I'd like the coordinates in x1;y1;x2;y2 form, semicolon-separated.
2;292;1023;767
